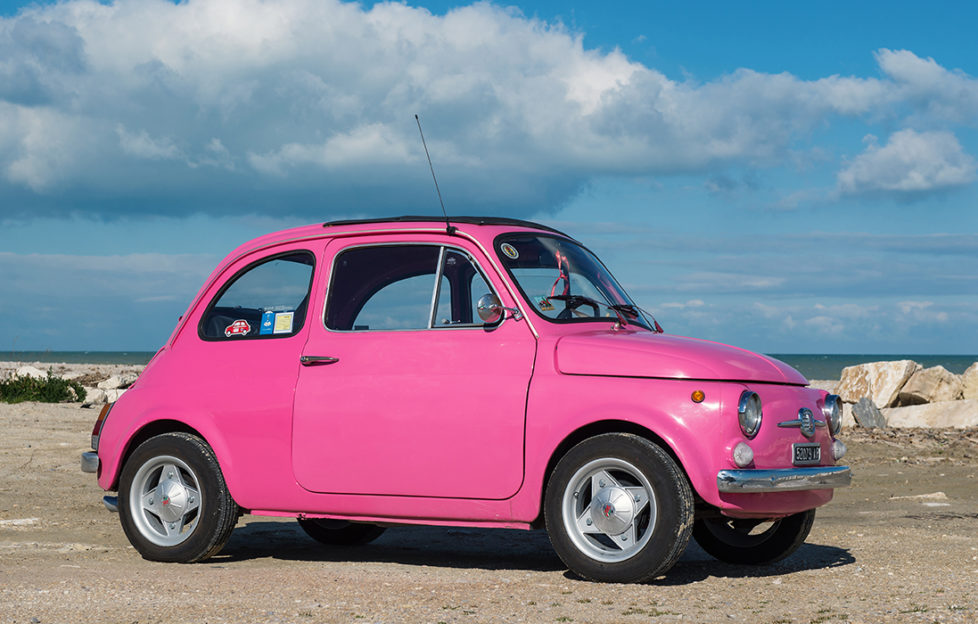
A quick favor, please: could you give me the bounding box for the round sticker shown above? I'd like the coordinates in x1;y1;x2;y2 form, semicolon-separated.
501;243;519;260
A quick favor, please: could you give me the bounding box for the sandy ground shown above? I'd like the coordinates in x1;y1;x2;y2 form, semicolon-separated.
1;399;977;624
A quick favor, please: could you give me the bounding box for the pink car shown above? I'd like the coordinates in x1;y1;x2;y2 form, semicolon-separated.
82;216;849;583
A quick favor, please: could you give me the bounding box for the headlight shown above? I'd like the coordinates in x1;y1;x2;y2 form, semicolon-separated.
738;391;762;439
823;394;842;435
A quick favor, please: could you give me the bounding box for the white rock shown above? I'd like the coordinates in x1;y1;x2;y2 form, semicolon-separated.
97;372;138;390
105;388;127;402
15;365;47;379
962;362;978;400
897;366;963;405
836;360;920;408
82;387;108;407
97;375;122;389
882;399;978;428
841;402;856;429
807;379;838;393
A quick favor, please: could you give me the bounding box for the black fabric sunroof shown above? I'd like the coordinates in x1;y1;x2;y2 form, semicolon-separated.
322;215;568;236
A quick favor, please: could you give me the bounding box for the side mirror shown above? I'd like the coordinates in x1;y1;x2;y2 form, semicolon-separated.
477;293;522;324
477;293;504;324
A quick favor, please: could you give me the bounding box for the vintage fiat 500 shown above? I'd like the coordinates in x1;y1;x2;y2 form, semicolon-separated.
82;216;850;583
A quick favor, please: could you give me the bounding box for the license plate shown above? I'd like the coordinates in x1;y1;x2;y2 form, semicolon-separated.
792;443;821;466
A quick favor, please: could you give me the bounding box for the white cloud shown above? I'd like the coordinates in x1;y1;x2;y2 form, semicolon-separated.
875;49;978;122
0;251;215;298
837;129;977;195
117;125;182;160
0;2;977;217
660;299;705;310
897;300;949;323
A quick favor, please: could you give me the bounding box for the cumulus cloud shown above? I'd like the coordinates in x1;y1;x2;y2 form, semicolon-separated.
0;1;976;218
837;129;977;196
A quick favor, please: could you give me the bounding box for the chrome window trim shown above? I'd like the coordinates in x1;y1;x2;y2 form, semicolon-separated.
321;240;510;334
452;230;539;338
170;225;541;345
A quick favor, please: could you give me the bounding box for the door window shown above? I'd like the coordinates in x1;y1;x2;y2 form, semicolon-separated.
325;245;495;331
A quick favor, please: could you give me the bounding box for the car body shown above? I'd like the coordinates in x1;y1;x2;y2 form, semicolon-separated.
83;216;850;583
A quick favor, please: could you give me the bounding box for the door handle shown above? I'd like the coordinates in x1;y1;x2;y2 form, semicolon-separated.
300;355;339;366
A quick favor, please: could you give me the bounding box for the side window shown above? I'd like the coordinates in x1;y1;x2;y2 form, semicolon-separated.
326;246;440;331
325;245;496;331
200;252;314;340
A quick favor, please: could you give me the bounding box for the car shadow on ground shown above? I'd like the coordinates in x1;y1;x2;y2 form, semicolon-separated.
215;520;564;572
215;520;855;581
644;541;856;586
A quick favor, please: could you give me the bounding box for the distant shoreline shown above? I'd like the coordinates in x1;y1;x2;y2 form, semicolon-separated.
0;351;156;366
1;351;974;380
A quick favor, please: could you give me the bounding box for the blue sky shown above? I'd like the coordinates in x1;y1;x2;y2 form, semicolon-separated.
1;0;976;354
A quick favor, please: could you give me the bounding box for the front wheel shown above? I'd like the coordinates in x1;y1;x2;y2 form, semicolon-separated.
118;432;238;562
297;518;386;546
545;433;694;583
692;509;815;565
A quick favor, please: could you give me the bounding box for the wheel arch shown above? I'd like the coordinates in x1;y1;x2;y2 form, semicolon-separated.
532;420;691;528
108;419;204;490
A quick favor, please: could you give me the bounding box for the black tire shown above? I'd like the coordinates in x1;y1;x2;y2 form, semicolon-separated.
118;432;238;563
297;518;387;546
544;433;694;583
692;509;816;565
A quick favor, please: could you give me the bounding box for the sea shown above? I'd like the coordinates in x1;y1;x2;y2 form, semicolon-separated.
1;351;975;380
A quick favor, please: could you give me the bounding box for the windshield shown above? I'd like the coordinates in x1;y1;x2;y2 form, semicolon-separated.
495;234;653;331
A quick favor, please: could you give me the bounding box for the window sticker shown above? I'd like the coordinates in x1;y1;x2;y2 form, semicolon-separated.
536;296;555;312
500;243;520;260
259;311;275;335
273;311;295;334
225;319;251;338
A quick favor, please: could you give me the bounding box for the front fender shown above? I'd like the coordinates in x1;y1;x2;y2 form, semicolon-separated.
516;375;737;521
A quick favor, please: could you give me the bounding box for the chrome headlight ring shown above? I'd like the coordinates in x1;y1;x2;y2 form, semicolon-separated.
737;390;763;439
823;394;843;436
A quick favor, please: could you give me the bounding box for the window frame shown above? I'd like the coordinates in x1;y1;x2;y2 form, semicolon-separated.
197;249;317;342
322;242;499;333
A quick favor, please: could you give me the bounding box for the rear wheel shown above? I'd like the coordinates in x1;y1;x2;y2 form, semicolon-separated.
692;509;815;565
297;518;386;546
118;432;238;562
545;433;694;583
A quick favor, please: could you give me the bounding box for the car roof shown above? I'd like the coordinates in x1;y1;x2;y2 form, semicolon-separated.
322;215;569;236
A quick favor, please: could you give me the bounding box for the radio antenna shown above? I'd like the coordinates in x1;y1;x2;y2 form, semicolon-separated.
415;114;455;235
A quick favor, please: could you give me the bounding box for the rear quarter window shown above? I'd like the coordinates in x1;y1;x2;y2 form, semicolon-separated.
199;251;315;340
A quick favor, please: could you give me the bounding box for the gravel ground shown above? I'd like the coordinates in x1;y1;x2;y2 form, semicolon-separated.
1;401;976;624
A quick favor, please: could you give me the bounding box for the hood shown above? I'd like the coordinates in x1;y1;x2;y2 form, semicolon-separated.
555;330;807;385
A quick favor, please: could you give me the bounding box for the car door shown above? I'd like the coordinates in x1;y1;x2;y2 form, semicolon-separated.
292;235;536;500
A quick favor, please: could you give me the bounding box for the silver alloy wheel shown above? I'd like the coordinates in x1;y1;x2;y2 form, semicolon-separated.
561;457;657;563
128;454;202;547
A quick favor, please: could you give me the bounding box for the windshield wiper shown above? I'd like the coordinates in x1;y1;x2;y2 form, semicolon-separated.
610;303;663;333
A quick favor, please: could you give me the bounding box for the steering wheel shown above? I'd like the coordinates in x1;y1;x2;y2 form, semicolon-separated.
555;295;600;320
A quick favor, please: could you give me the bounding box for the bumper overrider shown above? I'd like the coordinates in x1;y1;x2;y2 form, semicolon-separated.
717;466;851;493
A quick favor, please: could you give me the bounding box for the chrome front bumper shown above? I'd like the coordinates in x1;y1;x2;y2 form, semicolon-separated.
717;466;851;493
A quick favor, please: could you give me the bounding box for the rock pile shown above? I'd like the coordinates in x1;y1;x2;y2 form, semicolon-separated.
0;361;144;407
835;360;978;429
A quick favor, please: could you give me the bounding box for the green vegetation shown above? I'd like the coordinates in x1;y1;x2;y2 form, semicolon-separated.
0;372;86;403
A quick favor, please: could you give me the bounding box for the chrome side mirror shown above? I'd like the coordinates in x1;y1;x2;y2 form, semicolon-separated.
477;293;522;324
